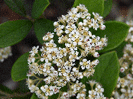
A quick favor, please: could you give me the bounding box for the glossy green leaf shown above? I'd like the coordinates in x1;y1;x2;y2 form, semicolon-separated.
34;19;54;44
73;0;104;15
95;21;129;52
32;0;50;19
4;0;26;16
0;20;32;47
103;0;112;17
30;93;38;99
92;51;119;97
11;52;29;82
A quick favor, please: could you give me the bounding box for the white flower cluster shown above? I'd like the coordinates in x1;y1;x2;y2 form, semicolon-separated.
60;81;86;99
125;20;133;42
113;44;133;99
119;44;133;73
27;4;107;99
53;4;107;58
0;46;12;62
87;81;106;99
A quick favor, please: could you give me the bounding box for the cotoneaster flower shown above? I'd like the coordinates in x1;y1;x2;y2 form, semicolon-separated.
26;4;108;99
0;46;12;62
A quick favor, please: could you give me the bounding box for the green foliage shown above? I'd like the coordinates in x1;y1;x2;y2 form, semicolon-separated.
94;21;129;52
114;41;127;58
34;19;54;44
32;0;50;19
30;93;38;99
92;51;119;97
103;0;112;17
73;0;104;15
0;84;31;99
17;80;30;92
4;0;26;17
0;20;32;48
114;41;133;58
11;52;29;82
0;84;13;95
48;93;59;99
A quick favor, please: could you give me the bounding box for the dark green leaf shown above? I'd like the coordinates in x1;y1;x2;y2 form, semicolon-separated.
4;0;26;16
114;41;127;58
34;19;54;44
73;0;104;15
30;93;38;99
0;84;31;99
12;94;32;99
18;80;30;92
92;51;119;97
95;21;129;52
103;0;112;17
34;19;65;47
114;41;133;58
80;76;88;84
0;84;13;95
32;0;50;19
53;34;65;48
11;52;29;82
0;20;32;47
48;93;59;99
60;84;68;92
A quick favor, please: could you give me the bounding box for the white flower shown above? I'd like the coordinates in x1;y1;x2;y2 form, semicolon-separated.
0;46;12;62
43;32;54;41
125;20;133;42
29;46;39;56
90;19;99;30
80;59;90;70
53;22;59;27
87;80;106;98
29;85;39;93
61;92;70;99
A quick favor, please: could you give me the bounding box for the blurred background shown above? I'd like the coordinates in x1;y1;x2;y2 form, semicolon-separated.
0;0;133;91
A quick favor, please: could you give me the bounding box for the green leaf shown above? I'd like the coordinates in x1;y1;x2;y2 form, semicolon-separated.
0;20;32;47
32;0;50;19
4;0;26;17
0;84;31;99
80;76;88;84
11;52;29;82
103;0;112;17
114;41;133;58
34;19;54;44
92;51;119;97
60;84;68;92
95;21;129;52
48;93;59;99
73;0;104;15
30;93;38;99
0;84;13;95
17;80;30;92
114;41;127;58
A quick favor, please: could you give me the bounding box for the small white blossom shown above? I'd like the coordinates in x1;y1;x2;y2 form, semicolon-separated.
0;46;12;62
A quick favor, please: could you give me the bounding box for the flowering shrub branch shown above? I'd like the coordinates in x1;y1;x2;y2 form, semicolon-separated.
0;0;131;99
26;4;108;99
